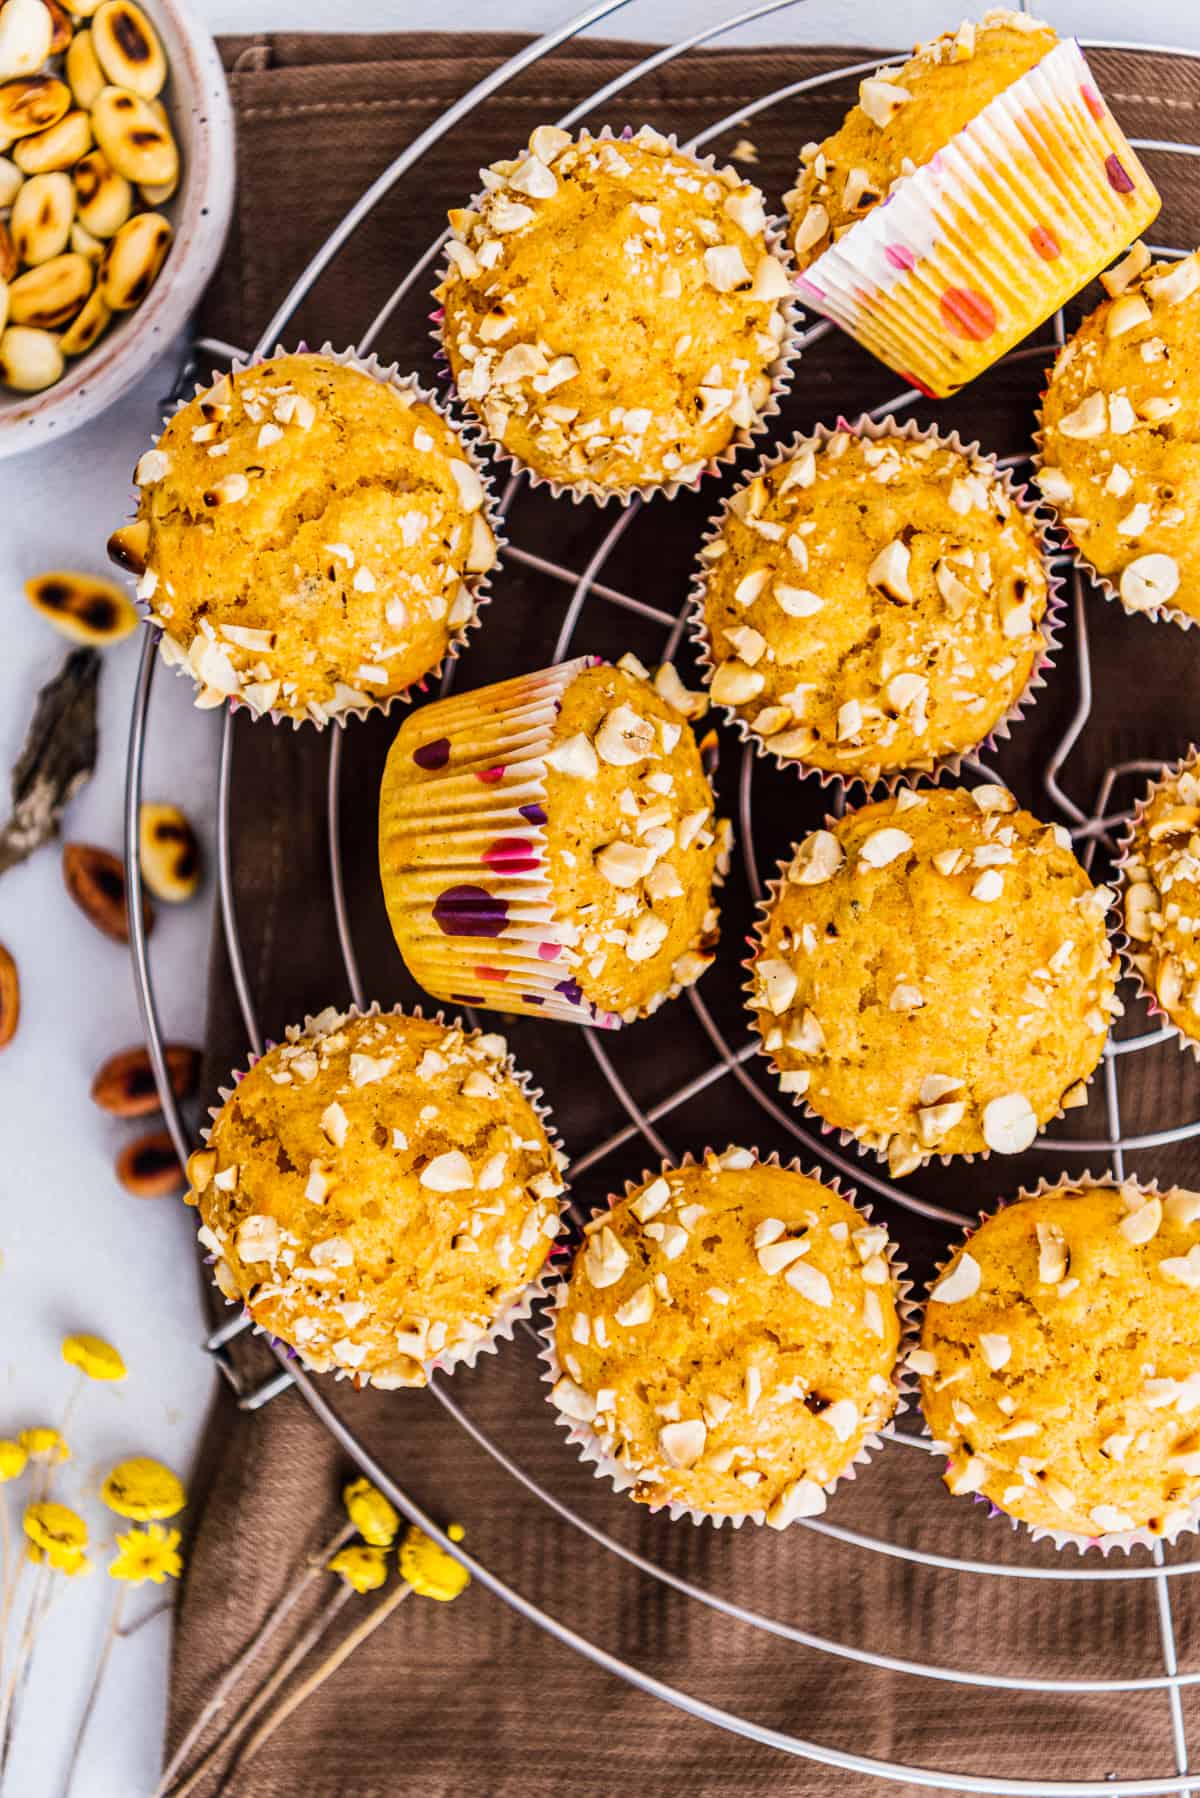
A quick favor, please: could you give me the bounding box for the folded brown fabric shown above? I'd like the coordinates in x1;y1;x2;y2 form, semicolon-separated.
165;30;1200;1797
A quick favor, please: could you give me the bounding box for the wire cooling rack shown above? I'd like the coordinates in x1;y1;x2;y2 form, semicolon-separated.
122;5;1200;1791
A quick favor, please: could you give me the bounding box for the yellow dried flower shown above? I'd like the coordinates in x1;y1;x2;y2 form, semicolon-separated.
62;1333;127;1382
19;1426;69;1464
101;1456;186;1521
28;1540;92;1577
0;1439;28;1481
328;1545;388;1594
110;1524;183;1585
342;1477;399;1548
23;1501;87;1560
399;1523;469;1602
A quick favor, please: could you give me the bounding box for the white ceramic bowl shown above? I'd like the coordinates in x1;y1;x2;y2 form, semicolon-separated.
0;0;235;460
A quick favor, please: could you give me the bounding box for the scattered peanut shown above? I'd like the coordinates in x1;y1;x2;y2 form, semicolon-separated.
116;1127;183;1197
138;800;200;901
62;840;153;941
0;943;18;1049
24;566;136;643
91;1040;199;1116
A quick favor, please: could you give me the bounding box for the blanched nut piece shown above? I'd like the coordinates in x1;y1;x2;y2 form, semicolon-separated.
92;2;165;100
0;323;63;389
91;86;177;189
0;153;21;206
66;28;105;109
98;207;168;309
0;75;70;140
8;250;91;327
10;169;73;264
13;108;92;174
59;280;109;353
0;218;15;280
106;517;148;575
0;0;54;81
73;147;131;237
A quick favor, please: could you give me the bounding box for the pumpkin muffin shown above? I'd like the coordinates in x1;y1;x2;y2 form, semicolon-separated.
379;655;730;1026
919;1180;1200;1542
186;1006;566;1386
749;785;1120;1174
1120;750;1200;1050
1037;246;1200;628
437;125;793;498
694;422;1053;782
547;1149;904;1525
119;351;498;724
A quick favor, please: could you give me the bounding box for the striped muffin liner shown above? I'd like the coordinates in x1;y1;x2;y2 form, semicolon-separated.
687;412;1065;795
378;657;731;1028
116;342;505;729
794;38;1160;399
743;798;1118;1174
193;1001;567;1387
432;125;802;508
1113;747;1200;1062
536;1145;916;1529
918;1173;1200;1555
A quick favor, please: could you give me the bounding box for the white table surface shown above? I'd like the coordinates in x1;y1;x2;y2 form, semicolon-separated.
3;3;1199;1794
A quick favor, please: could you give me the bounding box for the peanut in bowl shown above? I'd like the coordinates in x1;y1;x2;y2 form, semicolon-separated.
0;0;234;458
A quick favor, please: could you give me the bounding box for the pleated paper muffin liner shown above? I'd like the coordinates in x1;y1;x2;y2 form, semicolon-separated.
1113;746;1200;1062
432;125;802;508
687;412;1065;794
116;342;505;729
193;1001;566;1388
918;1173;1200;1555
794;38;1160;399
742;809;1117;1175
378;656;731;1028
537;1145;916;1530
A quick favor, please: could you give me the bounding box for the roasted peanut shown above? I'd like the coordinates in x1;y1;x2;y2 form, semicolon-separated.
14;107;91;172
137;167;174;206
69;216;103;260
92;1;163;100
8;249;90;326
116;1128;183;1197
91;1041;199;1116
42;0;70;52
71;144;130;236
139;801;201;901
63;841;154;942
66;0;104;16
0;151;21;204
90;85;175;188
24;567;135;642
0;944;18;1050
11;169;72;262
58;277;107;351
65;25;104;107
106;517;148;574
97;204;165;308
0;0;54;81
0;218;15;281
0;281;8;337
0;321;61;387
0;74;70;141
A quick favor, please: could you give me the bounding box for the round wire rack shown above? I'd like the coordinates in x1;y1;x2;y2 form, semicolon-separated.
123;6;1200;1791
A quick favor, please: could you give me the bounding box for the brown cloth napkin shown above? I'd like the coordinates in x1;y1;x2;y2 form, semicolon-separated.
167;31;1200;1798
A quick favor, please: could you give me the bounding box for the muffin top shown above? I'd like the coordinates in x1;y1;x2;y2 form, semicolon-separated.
698;427;1051;780
187;1008;565;1386
1122;752;1200;1045
919;1182;1200;1539
786;10;1055;271
1037;247;1200;626
131;353;497;724
749;785;1119;1172
437;125;792;494
549;1150;903;1523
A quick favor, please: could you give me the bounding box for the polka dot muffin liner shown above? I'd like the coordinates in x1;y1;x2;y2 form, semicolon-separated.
742;793;1117;1176
918;1172;1200;1555
377;656;730;1028
192;1001;567;1389
430;125;803;509
686;412;1066;796
118;341;506;730
1113;746;1200;1063
536;1145;917;1530
795;38;1160;400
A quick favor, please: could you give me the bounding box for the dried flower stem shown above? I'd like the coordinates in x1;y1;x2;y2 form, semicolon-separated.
220;1581;414;1794
0;1563;51;1775
153;1520;354;1797
116;1594;174;1638
61;1586;126;1798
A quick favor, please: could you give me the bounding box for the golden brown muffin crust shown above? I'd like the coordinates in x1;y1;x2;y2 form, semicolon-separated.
1122;752;1200;1045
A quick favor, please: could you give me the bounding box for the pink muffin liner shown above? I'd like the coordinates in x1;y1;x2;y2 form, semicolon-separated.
687;412;1065;794
794;38;1160;399
918;1173;1200;1555
115;342;505;729
432;125;802;508
193;1001;567;1388
743;795;1119;1174
1113;747;1200;1062
537;1145;916;1530
378;657;731;1028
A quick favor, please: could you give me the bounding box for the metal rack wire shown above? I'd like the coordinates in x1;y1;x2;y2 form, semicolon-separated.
122;6;1200;1790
